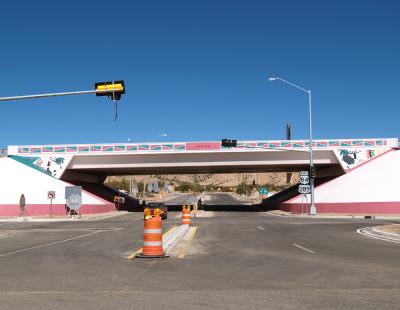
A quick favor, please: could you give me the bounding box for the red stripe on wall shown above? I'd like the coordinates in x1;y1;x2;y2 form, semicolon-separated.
281;202;400;215
0;204;116;217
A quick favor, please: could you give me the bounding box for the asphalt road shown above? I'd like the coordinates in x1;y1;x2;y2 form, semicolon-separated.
165;192;259;211
165;193;199;206
0;194;400;309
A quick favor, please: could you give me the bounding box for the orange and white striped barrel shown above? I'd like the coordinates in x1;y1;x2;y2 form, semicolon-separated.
142;215;164;256
182;205;191;225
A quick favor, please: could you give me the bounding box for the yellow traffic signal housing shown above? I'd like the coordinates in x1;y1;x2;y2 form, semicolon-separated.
95;80;125;100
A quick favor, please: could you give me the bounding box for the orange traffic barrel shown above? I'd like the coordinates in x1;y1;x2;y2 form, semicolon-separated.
182;205;191;225
136;209;167;258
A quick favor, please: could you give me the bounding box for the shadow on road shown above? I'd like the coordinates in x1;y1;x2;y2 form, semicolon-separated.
165;204;264;212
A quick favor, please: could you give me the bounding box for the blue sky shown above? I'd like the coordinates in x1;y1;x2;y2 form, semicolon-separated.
0;0;399;147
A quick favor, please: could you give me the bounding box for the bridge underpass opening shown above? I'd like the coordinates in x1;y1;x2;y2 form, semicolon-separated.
57;148;345;212
91;171;322;212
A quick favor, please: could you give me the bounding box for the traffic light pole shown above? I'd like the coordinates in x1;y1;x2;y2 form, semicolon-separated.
0;89;109;102
307;90;316;215
0;82;125;120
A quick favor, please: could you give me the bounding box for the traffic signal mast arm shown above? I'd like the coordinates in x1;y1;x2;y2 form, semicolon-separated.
0;80;125;102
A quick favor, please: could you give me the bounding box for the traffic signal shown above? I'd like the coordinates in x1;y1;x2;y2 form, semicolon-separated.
310;166;317;178
286;123;291;140
221;139;237;148
95;80;125;100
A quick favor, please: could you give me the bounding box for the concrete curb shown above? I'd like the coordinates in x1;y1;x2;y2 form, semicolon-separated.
265;211;400;220
357;227;400;244
163;224;189;253
0;211;127;223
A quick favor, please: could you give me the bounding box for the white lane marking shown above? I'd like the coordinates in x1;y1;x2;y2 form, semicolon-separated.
0;227;123;233
293;243;315;254
257;226;264;231
357;228;400;244
0;231;102;258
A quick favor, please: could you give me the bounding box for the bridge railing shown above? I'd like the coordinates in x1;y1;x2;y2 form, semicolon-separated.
7;138;398;156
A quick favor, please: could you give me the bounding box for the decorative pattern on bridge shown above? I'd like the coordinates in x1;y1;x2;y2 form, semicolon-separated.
11;138;394;155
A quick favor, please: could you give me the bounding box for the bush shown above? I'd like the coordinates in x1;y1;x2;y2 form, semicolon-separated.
236;182;252;195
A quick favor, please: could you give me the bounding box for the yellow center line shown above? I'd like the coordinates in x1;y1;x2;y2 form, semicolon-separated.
178;226;198;259
162;225;177;237
127;225;177;261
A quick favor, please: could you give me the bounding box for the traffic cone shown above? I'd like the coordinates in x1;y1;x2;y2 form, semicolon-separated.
182;205;191;225
136;208;167;258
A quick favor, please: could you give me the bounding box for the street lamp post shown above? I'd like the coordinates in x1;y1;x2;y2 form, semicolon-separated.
146;133;168;142
268;76;316;215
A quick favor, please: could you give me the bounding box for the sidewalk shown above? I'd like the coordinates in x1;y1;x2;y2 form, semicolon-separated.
265;210;400;220
0;211;127;223
357;224;400;243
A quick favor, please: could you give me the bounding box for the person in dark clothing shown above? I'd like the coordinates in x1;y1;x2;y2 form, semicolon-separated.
19;193;27;218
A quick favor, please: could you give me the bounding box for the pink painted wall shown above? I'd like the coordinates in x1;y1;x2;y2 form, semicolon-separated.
185;142;221;151
281;202;400;214
0;203;116;217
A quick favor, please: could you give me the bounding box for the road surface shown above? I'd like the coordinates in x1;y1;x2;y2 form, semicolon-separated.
0;194;399;309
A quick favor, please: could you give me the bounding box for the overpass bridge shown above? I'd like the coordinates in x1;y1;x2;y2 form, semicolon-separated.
1;137;399;216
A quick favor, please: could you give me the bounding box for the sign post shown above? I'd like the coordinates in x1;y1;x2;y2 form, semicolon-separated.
47;191;56;218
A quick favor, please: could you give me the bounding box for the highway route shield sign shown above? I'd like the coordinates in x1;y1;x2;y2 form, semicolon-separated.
299;171;310;185
298;184;311;194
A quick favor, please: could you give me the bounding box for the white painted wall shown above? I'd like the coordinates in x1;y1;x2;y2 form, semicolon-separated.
290;150;400;203
0;157;107;205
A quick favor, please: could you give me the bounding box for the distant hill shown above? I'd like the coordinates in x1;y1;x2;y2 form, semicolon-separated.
107;172;299;189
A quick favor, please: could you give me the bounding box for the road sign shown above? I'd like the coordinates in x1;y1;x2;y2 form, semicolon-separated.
298;184;311;194
65;186;82;211
154;180;159;193
47;191;56;218
299;171;310;185
114;196;125;204
47;191;56;199
258;187;269;196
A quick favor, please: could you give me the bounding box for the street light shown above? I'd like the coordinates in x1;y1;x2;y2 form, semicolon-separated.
146;133;168;142
268;75;316;215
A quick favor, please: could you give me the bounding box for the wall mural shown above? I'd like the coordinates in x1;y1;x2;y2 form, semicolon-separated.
336;149;387;171
10;155;72;179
